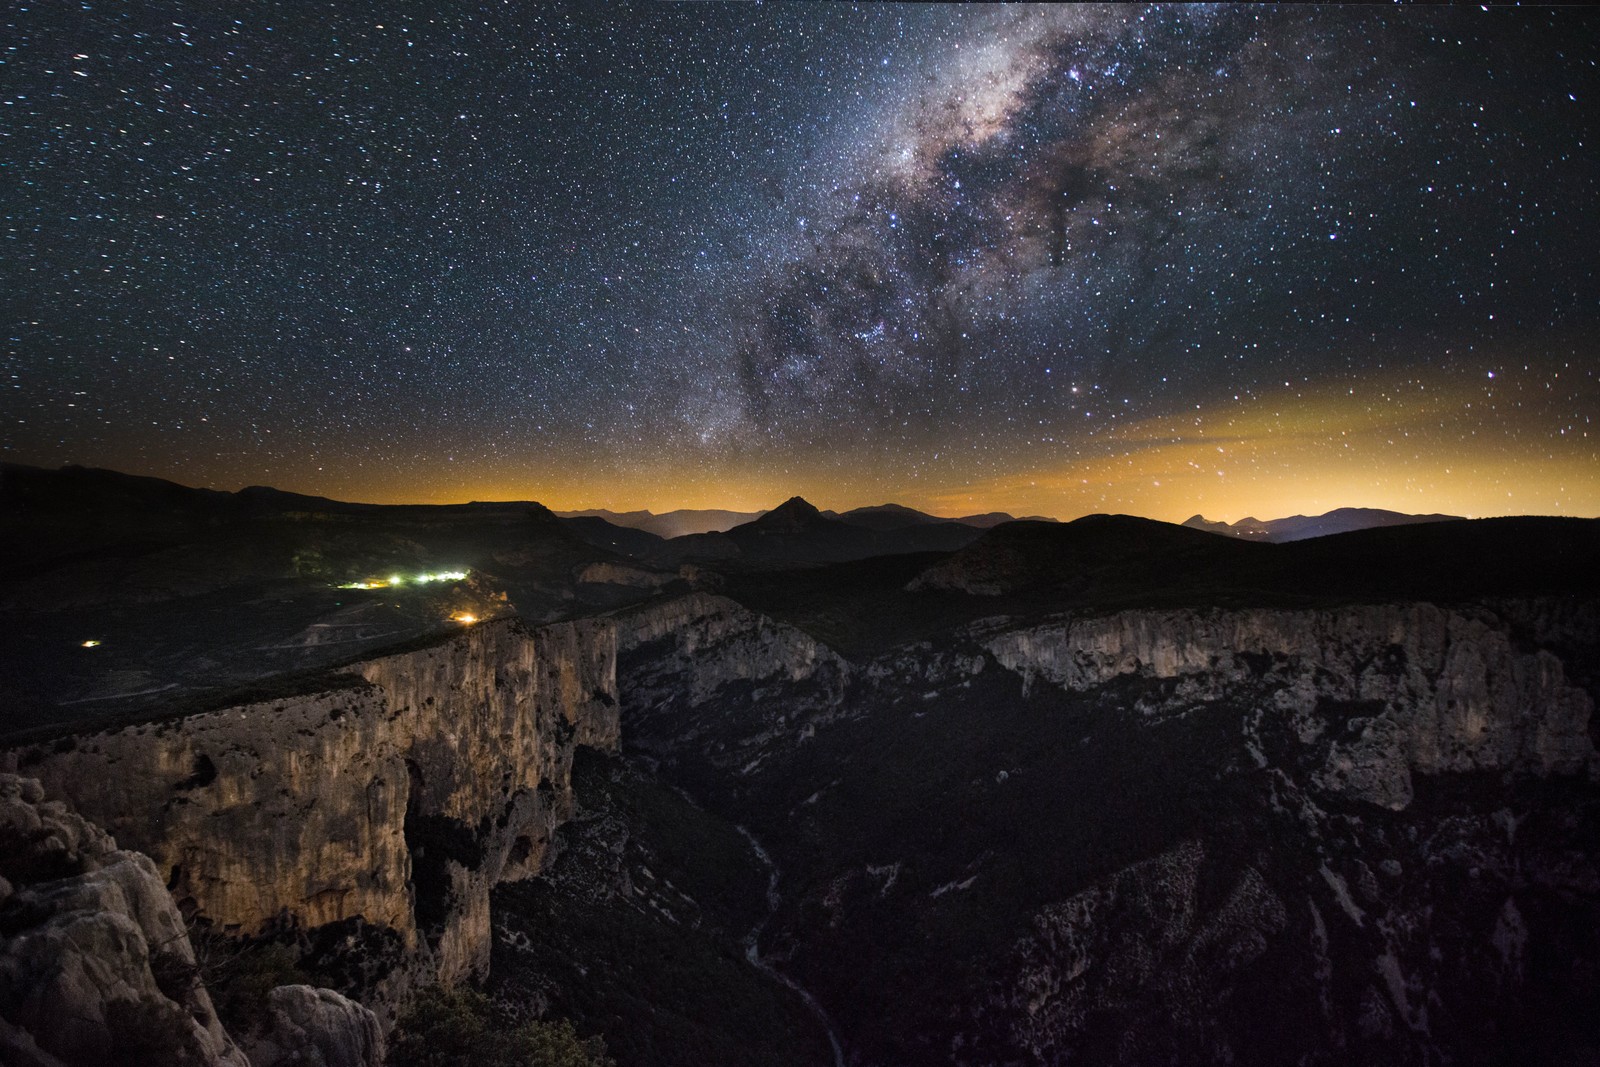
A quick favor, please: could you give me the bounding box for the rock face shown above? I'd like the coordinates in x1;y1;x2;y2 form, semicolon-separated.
239;985;385;1067
1002;840;1288;1065
606;591;1600;1066
577;561;678;589
985;603;1595;808
614;593;851;780
486;752;839;1067
0;772;250;1067
3;614;620;1001
617;593;848;707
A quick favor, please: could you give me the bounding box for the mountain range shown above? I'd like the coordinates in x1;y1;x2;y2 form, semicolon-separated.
557;501;1054;538
2;461;1599;1067
1182;506;1466;542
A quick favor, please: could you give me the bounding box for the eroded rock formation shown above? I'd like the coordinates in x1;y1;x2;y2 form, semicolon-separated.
1001;840;1288;1065
0;772;247;1066
239;984;385;1067
0;773;387;1067
604;592;1599;1065
4;614;619;1004
617;593;848;706
984;603;1595;808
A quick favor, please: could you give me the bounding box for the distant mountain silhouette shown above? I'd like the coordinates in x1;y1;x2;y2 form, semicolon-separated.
911;514;1251;597
561;498;991;567
556;508;766;538
746;496;827;531
558;515;667;559
952;510;1056;528
911;511;1599;608
561;502;1051;540
0;462;606;587
718;497;881;562
1182;507;1465;542
559;507;655;526
825;503;939;530
827;503;1054;530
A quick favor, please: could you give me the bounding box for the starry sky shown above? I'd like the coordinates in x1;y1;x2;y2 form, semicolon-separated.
4;3;1598;521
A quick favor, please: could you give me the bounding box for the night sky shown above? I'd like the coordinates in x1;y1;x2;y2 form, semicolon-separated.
4;3;1597;520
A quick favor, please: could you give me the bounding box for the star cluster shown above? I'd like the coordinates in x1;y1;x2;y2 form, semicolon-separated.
3;3;1596;519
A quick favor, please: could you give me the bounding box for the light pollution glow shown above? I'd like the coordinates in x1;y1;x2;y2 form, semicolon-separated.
101;356;1596;524
8;7;1596;527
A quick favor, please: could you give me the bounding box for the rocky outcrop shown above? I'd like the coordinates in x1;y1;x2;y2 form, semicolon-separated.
985;603;1595;807
0;773;250;1067
239;985;384;1067
576;561;683;590
617;593;848;707
3;614;619;999
602;589;1599;1065
612;594;852;780
996;840;1287;1065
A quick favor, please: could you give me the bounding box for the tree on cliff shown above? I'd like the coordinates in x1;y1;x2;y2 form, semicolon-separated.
388;986;614;1067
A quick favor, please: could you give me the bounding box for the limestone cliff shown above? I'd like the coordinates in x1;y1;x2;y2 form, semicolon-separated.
984;603;1595;808
0;772;249;1067
3;614;619;1001
613;593;851;777
616;592;848;706
1000;840;1288;1065
238;985;385;1067
0;772;387;1067
606;590;1599;1064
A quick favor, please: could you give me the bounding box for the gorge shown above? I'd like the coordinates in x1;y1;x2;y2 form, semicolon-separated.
1;467;1597;1066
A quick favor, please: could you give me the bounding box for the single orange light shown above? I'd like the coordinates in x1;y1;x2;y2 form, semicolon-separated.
450;611;478;624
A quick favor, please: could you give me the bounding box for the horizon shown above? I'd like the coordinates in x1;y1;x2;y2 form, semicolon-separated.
4;6;1597;525
14;459;1581;527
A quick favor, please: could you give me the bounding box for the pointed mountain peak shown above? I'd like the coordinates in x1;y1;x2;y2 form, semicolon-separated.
772;495;820;517
749;496;826;531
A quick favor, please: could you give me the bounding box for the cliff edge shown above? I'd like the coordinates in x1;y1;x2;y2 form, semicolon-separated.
3;614;620;1015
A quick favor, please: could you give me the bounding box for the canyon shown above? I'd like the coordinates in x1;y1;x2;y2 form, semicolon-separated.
2;467;1597;1065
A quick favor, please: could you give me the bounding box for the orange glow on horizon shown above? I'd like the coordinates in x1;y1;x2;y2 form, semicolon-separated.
47;358;1598;525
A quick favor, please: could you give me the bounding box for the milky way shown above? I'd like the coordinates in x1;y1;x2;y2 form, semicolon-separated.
3;3;1597;517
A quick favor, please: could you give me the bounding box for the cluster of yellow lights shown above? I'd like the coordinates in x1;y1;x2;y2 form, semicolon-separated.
449;611;478;625
337;569;467;590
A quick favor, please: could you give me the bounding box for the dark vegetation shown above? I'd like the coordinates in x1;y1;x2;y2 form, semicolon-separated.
721;551;966;655
924;513;1600;607
561;515;670;559
103;997;212;1067
186;934;307;1033
389;986;614;1067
